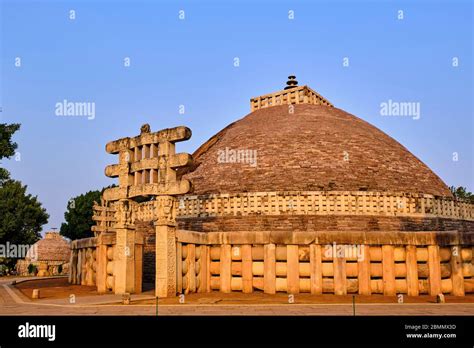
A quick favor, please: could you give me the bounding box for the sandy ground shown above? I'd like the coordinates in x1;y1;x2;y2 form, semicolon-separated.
15;277;97;299
1;277;474;316
14;277;474;304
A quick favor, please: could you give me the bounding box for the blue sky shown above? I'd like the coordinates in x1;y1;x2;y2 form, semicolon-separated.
1;0;473;233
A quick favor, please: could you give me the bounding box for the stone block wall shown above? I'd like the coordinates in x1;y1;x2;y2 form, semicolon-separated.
178;215;474;233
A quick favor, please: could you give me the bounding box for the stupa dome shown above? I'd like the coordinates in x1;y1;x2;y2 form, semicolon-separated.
184;100;451;197
25;231;70;262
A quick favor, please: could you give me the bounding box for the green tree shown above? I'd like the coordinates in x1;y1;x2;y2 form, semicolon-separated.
450;186;474;204
0;180;49;246
0;122;48;246
0;123;49;272
60;190;102;240
0;123;20;183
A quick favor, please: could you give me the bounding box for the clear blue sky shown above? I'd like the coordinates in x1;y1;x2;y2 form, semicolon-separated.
1;0;473;233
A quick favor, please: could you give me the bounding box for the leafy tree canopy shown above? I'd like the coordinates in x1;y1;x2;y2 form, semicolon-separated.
0;123;20;183
60;186;115;240
450;186;474;204
0;179;49;246
0;123;49;271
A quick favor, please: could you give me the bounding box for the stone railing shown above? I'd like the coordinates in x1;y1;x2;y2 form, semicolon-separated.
91;204;116;235
134;201;157;222
16;260;69;277
69;237;97;286
176;230;474;296
69;232;119;293
177;191;474;221
250;85;333;111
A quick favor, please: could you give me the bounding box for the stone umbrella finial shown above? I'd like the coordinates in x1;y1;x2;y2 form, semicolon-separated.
140;124;151;134
284;75;298;90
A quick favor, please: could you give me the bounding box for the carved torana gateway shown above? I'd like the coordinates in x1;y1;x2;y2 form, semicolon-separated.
70;77;474;298
70;124;193;297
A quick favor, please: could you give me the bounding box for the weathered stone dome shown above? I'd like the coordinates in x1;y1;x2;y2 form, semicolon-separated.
26;232;70;262
184;103;451;197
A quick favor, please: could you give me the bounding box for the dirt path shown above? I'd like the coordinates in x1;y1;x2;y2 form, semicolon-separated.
1;277;474;316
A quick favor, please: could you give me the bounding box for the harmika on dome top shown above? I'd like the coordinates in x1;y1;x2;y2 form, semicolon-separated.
183;78;451;198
